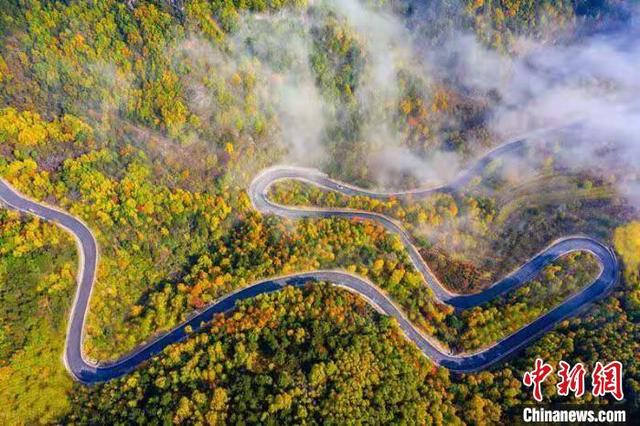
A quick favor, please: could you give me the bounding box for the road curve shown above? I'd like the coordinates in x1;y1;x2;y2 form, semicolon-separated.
0;133;619;383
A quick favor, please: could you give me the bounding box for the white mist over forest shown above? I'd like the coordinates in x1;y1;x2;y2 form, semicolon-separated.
175;0;640;208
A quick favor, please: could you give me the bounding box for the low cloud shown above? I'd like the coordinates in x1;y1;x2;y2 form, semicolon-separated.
369;146;461;188
178;1;640;208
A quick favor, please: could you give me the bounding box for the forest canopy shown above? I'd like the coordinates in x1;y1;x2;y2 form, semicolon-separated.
0;0;638;424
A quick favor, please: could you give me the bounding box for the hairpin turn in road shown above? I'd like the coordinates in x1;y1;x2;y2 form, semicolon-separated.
0;133;619;384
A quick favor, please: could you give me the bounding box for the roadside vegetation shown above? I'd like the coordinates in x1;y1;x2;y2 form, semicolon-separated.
66;282;639;424
613;222;640;319
0;212;75;424
269;173;621;293
447;251;600;351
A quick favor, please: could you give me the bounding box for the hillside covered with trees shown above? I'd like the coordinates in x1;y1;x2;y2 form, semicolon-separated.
0;0;638;424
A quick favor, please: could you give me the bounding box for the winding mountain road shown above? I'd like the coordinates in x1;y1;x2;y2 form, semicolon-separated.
0;132;619;384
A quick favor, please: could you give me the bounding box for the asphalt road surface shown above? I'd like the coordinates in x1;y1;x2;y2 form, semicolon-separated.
0;132;619;384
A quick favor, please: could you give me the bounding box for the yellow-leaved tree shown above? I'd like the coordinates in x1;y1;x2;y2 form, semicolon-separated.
613;222;640;314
